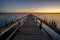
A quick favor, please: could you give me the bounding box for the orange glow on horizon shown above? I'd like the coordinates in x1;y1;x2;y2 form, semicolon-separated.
1;8;60;13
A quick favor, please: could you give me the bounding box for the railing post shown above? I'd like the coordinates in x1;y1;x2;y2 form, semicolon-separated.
18;22;20;25
5;20;8;27
39;21;42;29
17;21;20;29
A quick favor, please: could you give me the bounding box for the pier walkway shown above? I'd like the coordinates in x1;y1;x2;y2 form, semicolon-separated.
13;14;49;40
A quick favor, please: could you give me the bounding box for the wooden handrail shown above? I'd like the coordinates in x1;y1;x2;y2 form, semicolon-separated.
0;15;28;35
33;15;60;40
0;15;28;40
6;26;19;40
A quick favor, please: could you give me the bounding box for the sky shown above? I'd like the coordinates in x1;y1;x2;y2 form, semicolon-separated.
0;0;60;13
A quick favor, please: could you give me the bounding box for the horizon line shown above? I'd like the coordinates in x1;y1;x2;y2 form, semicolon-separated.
0;12;60;14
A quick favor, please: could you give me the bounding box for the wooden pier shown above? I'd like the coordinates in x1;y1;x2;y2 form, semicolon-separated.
0;14;60;40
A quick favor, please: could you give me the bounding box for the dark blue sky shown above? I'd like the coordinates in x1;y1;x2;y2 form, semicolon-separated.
0;0;60;13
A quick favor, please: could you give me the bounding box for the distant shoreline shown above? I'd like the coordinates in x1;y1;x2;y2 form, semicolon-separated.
0;13;60;14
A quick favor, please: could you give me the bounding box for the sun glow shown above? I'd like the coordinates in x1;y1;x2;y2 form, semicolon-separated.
33;8;60;13
1;8;60;13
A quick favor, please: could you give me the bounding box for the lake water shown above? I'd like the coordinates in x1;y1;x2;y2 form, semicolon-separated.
0;14;60;30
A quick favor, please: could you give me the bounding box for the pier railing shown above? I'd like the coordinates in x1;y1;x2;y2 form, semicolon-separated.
0;15;28;40
33;15;60;40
